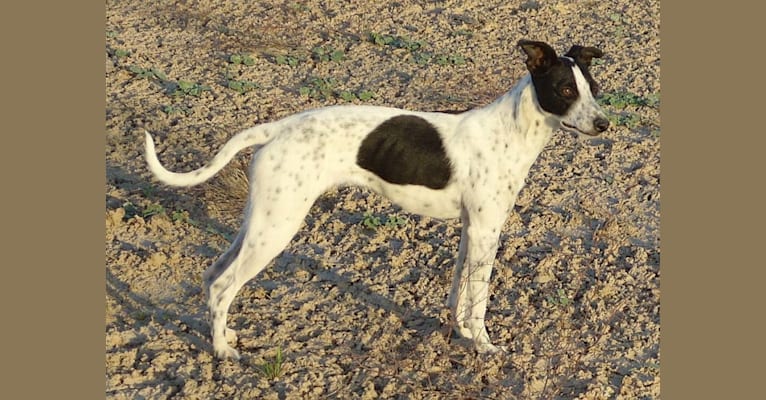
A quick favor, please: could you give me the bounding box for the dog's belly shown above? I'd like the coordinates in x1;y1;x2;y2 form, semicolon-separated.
365;176;462;219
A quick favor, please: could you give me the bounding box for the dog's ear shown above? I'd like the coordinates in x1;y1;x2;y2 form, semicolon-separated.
518;39;559;75
564;45;604;67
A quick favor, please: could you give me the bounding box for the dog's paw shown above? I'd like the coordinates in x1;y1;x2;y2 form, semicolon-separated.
476;342;508;354
224;328;238;343
214;343;241;361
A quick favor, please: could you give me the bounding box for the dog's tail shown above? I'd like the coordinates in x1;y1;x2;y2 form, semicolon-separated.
144;125;271;187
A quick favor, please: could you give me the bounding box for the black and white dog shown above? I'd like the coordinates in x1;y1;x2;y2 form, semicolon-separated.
145;39;609;360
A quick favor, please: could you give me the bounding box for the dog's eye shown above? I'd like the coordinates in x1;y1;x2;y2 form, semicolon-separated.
561;87;576;98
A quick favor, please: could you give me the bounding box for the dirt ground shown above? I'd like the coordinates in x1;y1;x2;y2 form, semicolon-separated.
105;0;660;398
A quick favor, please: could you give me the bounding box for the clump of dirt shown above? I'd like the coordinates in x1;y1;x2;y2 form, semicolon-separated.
106;0;660;398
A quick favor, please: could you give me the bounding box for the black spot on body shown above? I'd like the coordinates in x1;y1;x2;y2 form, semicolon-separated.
356;115;452;189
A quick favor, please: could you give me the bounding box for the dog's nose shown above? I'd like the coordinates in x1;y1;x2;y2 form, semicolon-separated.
594;117;610;132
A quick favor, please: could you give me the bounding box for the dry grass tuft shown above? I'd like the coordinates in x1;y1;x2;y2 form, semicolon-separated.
200;157;250;220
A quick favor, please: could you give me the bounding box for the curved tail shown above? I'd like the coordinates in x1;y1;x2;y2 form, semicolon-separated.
145;125;271;187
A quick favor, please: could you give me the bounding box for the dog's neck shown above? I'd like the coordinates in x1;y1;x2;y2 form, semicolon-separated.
504;74;559;140
477;74;560;163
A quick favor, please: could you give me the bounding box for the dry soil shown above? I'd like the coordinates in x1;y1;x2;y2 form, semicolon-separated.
105;0;660;398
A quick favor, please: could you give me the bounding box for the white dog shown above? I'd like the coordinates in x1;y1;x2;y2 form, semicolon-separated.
145;39;609;360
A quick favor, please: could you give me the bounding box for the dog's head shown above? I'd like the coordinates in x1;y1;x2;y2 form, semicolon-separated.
518;39;609;136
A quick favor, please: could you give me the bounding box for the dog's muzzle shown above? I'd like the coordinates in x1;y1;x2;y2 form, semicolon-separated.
562;116;610;136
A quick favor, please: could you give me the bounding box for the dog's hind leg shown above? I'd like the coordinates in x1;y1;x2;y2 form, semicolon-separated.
202;226;247;359
203;168;326;360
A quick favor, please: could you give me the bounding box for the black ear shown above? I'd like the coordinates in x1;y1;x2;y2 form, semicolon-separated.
518;39;559;75
564;45;604;67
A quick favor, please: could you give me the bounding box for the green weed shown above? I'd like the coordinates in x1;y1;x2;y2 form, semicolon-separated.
435;54;466;66
452;29;474;38
598;91;660;128
274;54;303;67
369;32;467;67
311;46;345;62
546;289;571;308
122;201;140;220
362;212;408;230
358;90;375;101
608;112;643;129
171;209;190;224
339;91;357;102
259;347;285;380
227;79;259;94
289;2;310;12
229;53;256;66
598;91;659;109
162;104;191;115
362;212;382;229
299;77;374;102
110;48;130;59
142;203;166;218
127;65;210;97
339;89;375;102
128;65;168;81
121;201;165;219
384;214;408;228
166;80;211;97
412;52;434;65
223;64;260;94
299;77;337;100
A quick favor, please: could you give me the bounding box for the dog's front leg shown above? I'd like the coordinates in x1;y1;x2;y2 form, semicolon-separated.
448;206;506;354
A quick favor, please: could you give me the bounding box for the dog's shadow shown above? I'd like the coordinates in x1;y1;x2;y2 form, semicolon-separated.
231;243;448;355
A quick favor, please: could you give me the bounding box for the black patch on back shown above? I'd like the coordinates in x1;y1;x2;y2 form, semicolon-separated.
356;115;452;189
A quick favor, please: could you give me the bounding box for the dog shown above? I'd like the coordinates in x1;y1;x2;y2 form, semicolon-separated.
144;39;609;360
